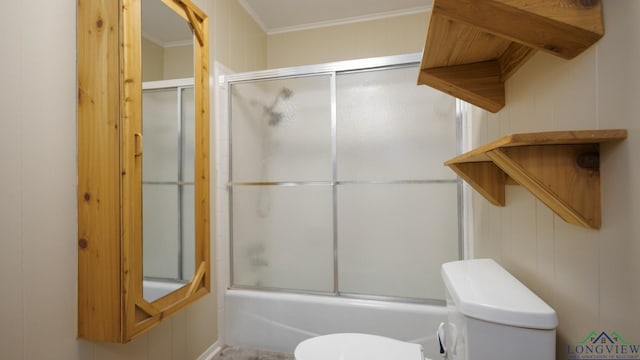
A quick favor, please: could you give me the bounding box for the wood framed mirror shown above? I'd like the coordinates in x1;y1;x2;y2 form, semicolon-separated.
77;0;210;343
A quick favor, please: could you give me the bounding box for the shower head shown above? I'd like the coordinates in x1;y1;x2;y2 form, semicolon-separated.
265;87;294;126
280;87;293;100
266;109;284;126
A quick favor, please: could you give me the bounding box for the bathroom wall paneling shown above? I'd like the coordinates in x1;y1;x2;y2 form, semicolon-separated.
468;3;640;357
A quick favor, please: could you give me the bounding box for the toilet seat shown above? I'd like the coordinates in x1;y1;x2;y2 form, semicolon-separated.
294;333;427;360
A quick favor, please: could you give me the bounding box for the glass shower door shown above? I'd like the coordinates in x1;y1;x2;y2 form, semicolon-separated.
142;85;195;285
227;59;461;302
230;75;335;292
336;66;459;300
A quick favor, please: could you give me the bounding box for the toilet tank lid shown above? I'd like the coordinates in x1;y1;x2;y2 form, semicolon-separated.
441;259;558;330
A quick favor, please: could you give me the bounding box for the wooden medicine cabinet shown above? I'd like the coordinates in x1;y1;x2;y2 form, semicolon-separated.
77;0;210;342
418;0;605;112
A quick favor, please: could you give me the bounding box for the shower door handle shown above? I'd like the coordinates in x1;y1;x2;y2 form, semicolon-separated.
134;133;143;157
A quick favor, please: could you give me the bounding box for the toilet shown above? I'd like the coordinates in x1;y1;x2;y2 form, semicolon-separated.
294;333;425;360
294;258;558;360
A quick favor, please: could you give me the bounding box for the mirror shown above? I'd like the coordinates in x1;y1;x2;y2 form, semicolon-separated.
141;0;193;82
140;0;196;302
76;0;209;342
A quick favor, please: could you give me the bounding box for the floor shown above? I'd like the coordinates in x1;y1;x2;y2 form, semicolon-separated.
213;346;295;360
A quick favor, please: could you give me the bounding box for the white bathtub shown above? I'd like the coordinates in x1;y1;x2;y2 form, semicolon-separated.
143;279;185;302
224;289;447;360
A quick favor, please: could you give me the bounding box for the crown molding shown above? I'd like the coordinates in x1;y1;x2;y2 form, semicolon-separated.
237;1;430;36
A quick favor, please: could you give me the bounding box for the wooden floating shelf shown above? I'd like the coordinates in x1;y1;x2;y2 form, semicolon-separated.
446;130;627;229
418;0;604;113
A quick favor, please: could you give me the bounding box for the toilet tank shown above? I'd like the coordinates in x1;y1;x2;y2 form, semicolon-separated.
441;259;558;360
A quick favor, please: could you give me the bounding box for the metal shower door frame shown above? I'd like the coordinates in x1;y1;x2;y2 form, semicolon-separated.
142;77;195;283
225;53;464;304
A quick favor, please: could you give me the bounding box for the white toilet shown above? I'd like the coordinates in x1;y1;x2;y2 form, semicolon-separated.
295;333;425;360
294;258;558;360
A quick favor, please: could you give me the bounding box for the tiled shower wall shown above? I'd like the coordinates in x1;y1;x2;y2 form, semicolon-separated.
468;2;640;359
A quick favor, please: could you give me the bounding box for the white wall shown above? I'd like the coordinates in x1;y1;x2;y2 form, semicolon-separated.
142;37;165;81
0;0;83;358
142;39;194;81
0;0;268;358
267;12;428;69
468;2;640;359
164;44;194;79
213;0;267;72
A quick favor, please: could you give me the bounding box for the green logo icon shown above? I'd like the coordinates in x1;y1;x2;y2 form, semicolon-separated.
569;331;639;359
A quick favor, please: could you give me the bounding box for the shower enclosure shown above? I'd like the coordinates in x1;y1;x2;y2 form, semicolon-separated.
142;78;195;301
227;54;461;303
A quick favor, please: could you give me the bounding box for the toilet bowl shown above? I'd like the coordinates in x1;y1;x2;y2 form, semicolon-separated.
294;333;427;360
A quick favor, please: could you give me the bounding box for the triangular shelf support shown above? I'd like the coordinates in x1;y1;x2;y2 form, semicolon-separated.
419;0;604;112
446;130;627;229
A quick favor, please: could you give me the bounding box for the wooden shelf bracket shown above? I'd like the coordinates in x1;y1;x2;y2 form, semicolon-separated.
446;130;627;229
419;0;604;112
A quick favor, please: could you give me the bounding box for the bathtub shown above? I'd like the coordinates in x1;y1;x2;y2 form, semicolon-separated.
224;289;447;360
143;279;185;302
